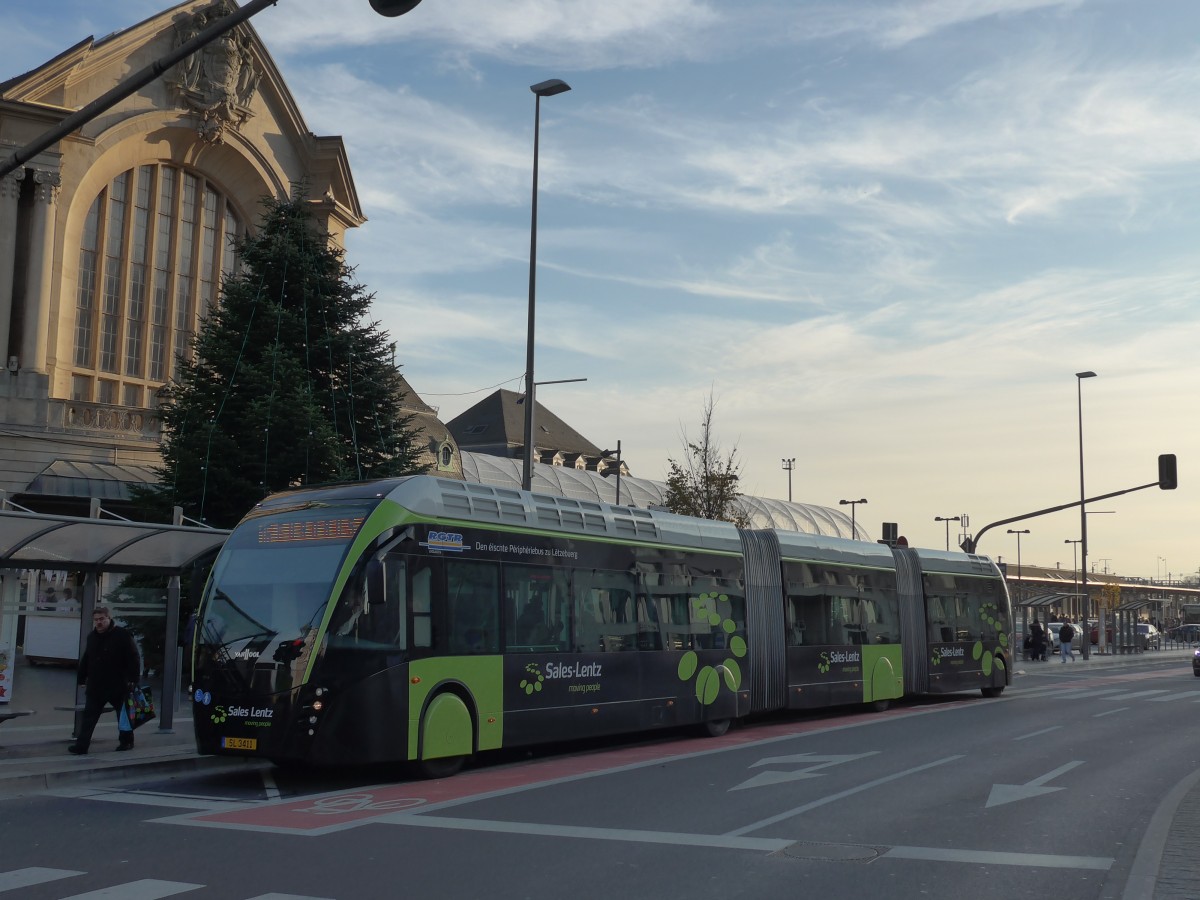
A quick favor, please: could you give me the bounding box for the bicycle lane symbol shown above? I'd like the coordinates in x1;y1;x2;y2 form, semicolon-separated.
178;786;436;832
297;793;427;815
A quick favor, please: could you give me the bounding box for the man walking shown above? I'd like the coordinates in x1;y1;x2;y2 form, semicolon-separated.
69;605;141;754
1060;620;1076;662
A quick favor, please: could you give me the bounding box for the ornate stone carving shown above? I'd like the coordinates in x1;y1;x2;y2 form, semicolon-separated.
168;0;261;144
0;167;26;201
30;169;60;204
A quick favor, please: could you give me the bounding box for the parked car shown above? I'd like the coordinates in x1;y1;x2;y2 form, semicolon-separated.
1137;623;1161;650
1170;624;1200;644
1092;621;1157;648
1192;647;1200;676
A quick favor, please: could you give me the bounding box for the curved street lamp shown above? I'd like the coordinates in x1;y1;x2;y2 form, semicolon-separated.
522;78;572;490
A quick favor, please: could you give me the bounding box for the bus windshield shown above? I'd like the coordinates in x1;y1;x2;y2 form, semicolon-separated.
195;500;378;693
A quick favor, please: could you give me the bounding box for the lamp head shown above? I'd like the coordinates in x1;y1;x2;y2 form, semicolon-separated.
531;79;572;97
1076;370;1097;379
369;0;424;16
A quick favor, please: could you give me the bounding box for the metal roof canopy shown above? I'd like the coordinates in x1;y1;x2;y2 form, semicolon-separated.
1117;598;1158;611
0;509;229;573
1022;592;1080;608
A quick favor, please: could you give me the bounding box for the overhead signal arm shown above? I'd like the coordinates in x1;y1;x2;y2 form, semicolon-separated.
962;454;1177;554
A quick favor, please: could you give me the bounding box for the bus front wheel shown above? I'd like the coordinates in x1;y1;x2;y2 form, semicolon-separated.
981;685;1005;698
416;754;466;779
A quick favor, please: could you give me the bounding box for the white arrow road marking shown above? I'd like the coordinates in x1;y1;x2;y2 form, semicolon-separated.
986;760;1084;808
732;752;878;791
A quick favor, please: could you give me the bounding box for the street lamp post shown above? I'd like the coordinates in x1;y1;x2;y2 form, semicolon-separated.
601;442;623;506
838;498;867;538
934;515;961;552
1065;538;1082;621
1007;529;1030;607
782;458;795;502
1076;370;1097;658
521;78;572;491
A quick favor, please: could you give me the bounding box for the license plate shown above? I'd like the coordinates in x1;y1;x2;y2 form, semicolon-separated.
221;736;257;751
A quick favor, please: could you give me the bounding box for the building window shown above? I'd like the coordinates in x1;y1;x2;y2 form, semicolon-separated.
72;164;242;405
71;375;92;402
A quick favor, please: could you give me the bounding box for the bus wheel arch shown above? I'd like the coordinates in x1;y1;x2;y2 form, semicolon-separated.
415;682;477;778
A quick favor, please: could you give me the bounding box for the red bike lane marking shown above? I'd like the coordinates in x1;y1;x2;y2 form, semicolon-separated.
178;701;969;833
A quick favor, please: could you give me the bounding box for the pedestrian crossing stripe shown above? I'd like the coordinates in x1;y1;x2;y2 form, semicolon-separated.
0;868;84;892
60;880;202;899
0;868;331;900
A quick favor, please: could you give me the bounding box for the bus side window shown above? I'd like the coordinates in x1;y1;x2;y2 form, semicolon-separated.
447;561;500;654
412;563;433;649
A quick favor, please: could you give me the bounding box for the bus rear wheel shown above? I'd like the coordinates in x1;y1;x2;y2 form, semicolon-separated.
981;686;1005;698
700;718;731;738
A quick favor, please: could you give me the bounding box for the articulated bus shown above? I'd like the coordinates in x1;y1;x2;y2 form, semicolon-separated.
191;476;1011;775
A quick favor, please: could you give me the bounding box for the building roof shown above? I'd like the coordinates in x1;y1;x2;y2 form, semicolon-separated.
447;390;602;458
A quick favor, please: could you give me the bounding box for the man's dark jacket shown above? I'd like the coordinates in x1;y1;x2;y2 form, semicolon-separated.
77;625;140;698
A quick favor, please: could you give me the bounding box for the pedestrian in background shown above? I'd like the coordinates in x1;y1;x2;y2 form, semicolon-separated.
1060;620;1076;662
1030;619;1048;661
69;605;141;754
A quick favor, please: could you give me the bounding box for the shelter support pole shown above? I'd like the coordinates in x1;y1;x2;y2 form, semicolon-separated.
158;575;181;733
74;571;98;739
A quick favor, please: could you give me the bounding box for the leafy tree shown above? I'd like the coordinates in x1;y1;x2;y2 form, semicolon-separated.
664;392;748;527
138;194;426;527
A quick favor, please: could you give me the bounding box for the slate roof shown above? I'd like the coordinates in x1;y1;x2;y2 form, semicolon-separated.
446;389;602;458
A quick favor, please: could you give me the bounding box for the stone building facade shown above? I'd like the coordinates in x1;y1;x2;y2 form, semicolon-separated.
0;0;366;513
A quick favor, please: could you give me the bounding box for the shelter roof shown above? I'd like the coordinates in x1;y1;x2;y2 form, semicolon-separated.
0;509;228;573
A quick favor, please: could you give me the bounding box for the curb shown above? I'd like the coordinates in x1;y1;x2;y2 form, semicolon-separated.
0;752;266;798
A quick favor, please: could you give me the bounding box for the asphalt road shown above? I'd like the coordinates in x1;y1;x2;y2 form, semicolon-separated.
4;655;1199;900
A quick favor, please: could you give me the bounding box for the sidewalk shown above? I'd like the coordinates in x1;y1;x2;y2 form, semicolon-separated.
0;655;258;797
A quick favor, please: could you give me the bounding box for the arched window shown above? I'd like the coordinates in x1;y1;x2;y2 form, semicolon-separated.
72;164;243;406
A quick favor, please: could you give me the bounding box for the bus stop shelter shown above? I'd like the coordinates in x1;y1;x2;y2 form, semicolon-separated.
0;504;229;732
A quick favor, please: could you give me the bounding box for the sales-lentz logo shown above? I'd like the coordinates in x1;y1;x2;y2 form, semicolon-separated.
420;531;465;552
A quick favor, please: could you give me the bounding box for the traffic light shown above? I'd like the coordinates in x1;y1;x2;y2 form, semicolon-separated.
1158;453;1178;490
369;0;423;15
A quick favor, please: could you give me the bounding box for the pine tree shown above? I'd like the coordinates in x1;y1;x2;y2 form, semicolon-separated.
139;195;427;527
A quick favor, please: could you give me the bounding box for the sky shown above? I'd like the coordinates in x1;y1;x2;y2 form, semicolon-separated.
2;0;1198;581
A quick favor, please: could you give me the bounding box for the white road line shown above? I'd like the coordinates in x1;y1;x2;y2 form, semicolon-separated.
247;895;335;900
395;814;792;853
262;770;282;801
883;846;1112;870
0;868;84;892
1094;708;1129;718
1102;690;1171;701
1148;691;1200;702
725;755;963;838
1014;726;1061;741
60;880;203;899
